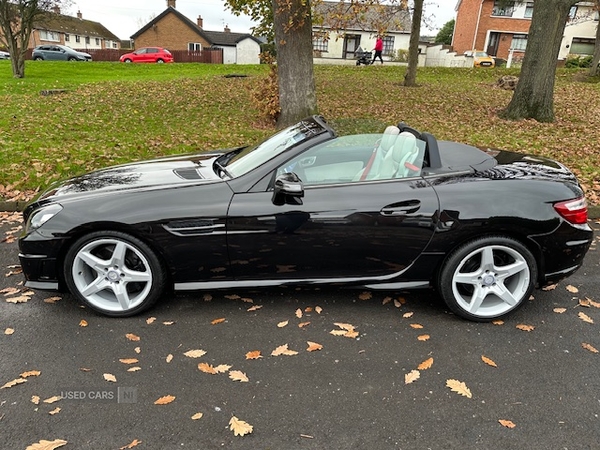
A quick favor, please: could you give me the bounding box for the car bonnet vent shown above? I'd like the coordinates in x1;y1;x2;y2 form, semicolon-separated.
173;168;204;180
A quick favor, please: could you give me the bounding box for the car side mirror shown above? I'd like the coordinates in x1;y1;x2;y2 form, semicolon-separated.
272;172;304;206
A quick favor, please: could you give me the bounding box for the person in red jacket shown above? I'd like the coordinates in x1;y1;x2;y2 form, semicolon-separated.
372;35;384;64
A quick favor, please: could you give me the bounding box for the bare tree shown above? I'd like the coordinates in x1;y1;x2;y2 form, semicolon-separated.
403;0;422;87
589;0;600;76
0;0;69;78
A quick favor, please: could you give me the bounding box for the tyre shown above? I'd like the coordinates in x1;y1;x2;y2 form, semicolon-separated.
34;56;43;61
124;58;132;63
64;231;166;317
68;57;77;61
438;236;537;321
156;59;164;63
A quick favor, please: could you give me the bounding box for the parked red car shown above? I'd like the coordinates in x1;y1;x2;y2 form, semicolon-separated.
120;47;173;63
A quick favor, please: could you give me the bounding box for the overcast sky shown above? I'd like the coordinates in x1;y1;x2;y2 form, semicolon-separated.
65;0;456;40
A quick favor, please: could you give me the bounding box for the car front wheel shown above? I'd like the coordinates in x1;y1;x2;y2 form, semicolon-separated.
64;231;166;317
124;58;132;63
156;59;165;63
438;236;537;321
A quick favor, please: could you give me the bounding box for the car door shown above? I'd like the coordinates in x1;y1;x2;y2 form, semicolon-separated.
226;135;439;281
49;46;64;61
132;48;146;62
145;48;158;62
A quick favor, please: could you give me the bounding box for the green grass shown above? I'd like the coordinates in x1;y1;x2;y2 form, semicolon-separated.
1;60;599;204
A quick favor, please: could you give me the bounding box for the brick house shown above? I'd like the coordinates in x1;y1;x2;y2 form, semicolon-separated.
453;0;599;61
131;0;261;64
29;7;120;50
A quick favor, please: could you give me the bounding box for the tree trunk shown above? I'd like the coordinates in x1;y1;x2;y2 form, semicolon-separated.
501;0;577;122
589;16;600;77
272;0;318;128
403;0;423;87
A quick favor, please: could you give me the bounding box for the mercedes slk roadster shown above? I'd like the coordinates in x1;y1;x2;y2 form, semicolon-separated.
19;116;593;321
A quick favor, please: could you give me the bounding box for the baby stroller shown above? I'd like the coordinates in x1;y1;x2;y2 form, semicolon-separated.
355;47;373;66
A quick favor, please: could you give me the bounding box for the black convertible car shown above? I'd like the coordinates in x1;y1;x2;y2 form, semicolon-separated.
19;116;592;321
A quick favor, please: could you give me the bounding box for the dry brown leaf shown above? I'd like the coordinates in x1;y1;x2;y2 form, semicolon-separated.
43;396;61;404
229;370;249;382
298;321;310;328
333;322;355;331
481;355;498;368
79;367;92;372
516;324;535;332
344;330;359;339
1;378;27;389
393;299;402;308
329;329;346;336
446;379;472;398
43;296;61;304
566;285;579;293
277;320;289;328
553;307;567;314
578;312;594;324
247;305;262;312
241;297;253;303
48;407;61;415
306;341;323;352
579;299;590;308
4;327;14;335
359;291;372;300
585;297;600;308
214;364;232;373
271;344;299;356
404;369;420;384
403;312;414;318
295;308;303;318
198;363;217;374
103;373;117;383
25;439;68;450
417;334;430;341
125;333;140;342
418;357;433;370
154;395;176;405
79;319;88;327
162;321;175;325
31;395;40;405
315;306;323;314
225;294;240;300
6;295;30;303
211;317;226;325
410;323;423;329
191;412;204;420
21;370;41;378
1;287;20;296
229;416;253;436
119;358;139;365
582;342;598;353
134;347;141;354
499;419;516;429
146;317;156;324
304;306;313;313
119;439;142;449
166;354;173;363
246;350;262;360
382;297;392;305
203;293;213;301
492;320;504;325
127;367;141;372
184;349;207;358
542;283;558;291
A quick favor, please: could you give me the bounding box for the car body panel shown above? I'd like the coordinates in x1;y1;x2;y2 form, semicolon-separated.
32;45;92;61
119;47;173;63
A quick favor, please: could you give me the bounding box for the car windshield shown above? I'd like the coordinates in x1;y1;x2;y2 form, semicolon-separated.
475;52;488;57
225;119;327;177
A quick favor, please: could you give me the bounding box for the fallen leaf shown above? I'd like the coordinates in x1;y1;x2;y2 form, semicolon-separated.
585;297;600;308
344;330;359;339
578;312;594;324
79;319;88;327
295;308;303;318
305;306;313;313
417;334;430;341
162;321;175;325
119;358;139;365
6;295;30;303
127;367;141;372
579;299;590;308
146;317;156;324
277;320;289;328
203;294;213;301
198;363;218;374
542;283;558;291
229;370;249;382
191;412;203;420
166;354;173;363
492;320;504;325
25;439;68;450
271;344;299;356
1;378;27;389
553;307;567;314
306;341;323;352
446;379;472;398
315;306;323;314
125;333;140;341
382;297;392;305
246;350;262;360
4;327;14;335
43;296;61;304
410;323;423;329
516;324;535;332
48;407;61;415
21;370;41;378
582;343;598;353
184;349;207;358
225;294;240;300
247;305;262;312
119;439;142;449
211;318;226;325
329;330;347;336
359;291;372;300
404;370;420;384
403;312;414;318
333;322;355;331
43;396;61;404
566;285;579;293
103;373;117;383
214;364;232;373
499;419;516;428
134;347;141;354
481;355;498;368
393;299;403;308
154;395;176;405
31;395;40;405
298;321;310;328
418;357;433;370
229;416;253;436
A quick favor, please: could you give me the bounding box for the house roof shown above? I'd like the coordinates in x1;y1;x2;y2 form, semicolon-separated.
314;1;411;33
131;7;259;46
35;12;120;41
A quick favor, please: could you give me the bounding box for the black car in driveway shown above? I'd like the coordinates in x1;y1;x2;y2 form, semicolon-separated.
18;116;593;321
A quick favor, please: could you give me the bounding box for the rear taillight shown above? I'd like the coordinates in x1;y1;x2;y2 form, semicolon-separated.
553;197;588;225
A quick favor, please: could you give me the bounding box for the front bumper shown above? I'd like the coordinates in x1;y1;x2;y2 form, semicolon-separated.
18;253;60;290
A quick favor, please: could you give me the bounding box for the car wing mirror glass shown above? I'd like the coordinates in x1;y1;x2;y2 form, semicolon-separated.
272;172;304;206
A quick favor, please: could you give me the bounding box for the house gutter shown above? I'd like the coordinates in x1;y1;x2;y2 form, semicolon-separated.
472;0;484;50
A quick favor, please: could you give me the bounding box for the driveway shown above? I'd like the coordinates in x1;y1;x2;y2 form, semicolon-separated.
1;216;599;450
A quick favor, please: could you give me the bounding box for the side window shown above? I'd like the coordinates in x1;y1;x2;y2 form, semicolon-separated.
148;48;158;53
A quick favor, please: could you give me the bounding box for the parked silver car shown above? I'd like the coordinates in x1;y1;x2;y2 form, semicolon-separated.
32;45;92;61
0;50;9;60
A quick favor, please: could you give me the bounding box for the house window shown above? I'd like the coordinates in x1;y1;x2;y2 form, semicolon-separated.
188;43;202;51
570;37;595;55
95;38;100;45
382;36;394;55
75;35;81;43
65;33;70;42
85;36;90;44
568;6;577;20
492;1;515;17
511;34;528;51
524;2;534;19
113;42;118;48
312;36;328;52
39;30;60;41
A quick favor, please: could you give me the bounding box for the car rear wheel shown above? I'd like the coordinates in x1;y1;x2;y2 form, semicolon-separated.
438;236;536;321
34;56;43;61
64;231;166;317
156;59;165;63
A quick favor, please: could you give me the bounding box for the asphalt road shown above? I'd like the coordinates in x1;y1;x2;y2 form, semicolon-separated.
1;217;599;450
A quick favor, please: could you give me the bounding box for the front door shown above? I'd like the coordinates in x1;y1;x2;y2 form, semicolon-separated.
343;34;361;59
486;32;500;56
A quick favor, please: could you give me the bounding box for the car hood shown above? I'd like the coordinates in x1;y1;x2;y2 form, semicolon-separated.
36;151;229;203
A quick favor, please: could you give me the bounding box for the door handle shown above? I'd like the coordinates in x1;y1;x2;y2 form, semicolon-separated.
380;200;421;216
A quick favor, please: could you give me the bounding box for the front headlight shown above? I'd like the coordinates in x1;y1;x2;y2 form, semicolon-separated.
28;204;63;230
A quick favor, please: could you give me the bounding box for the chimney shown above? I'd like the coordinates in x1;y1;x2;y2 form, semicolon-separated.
224;25;230;33
77;10;82;19
167;0;176;8
197;15;203;28
52;6;60;14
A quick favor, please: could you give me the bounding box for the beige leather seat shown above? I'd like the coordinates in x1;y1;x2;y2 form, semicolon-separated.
353;125;399;181
372;131;419;180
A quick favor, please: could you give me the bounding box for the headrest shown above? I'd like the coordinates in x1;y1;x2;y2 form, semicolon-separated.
392;132;418;163
380;126;400;153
